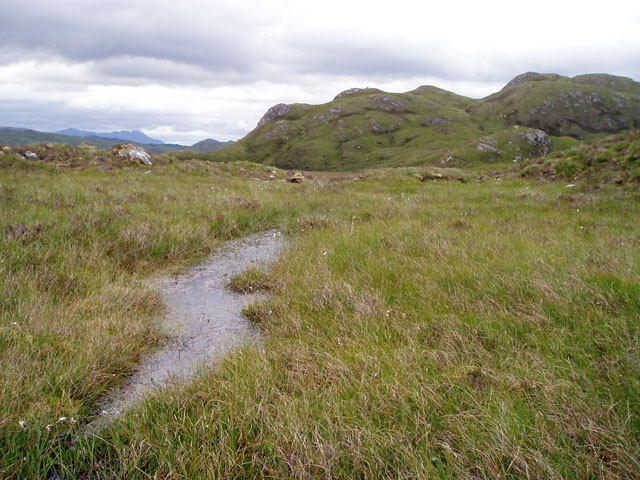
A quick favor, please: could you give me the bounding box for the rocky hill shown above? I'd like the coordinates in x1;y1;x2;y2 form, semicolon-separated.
468;73;640;137
204;72;640;171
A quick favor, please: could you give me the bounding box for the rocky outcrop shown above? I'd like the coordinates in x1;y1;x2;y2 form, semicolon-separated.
524;129;552;147
111;144;152;165
287;171;305;183
477;142;498;152
258;104;293;127
420;117;448;126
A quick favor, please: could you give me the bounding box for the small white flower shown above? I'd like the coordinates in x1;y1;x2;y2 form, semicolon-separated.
19;420;27;429
45;424;53;431
58;417;67;423
323;251;328;256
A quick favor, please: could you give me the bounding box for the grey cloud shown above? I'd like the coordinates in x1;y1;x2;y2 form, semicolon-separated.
5;0;638;88
285;41;444;78
0;1;260;73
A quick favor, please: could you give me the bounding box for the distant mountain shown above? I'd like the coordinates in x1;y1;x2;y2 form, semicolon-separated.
56;128;165;145
0;128;123;149
189;138;235;153
0;127;234;154
203;72;640;170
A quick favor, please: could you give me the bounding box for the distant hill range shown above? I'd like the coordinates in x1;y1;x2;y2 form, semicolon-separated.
189;138;235;152
202;72;640;170
0;128;234;154
56;128;165;145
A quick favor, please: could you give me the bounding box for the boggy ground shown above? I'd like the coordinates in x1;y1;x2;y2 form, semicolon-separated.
1;157;639;479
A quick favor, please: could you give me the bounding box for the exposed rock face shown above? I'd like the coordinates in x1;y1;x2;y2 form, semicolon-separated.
111;144;152;165
287;171;305;183
477;143;498;152
525;129;552;147
555;90;603;106
370;94;409;114
420;117;448;126
258;104;293;127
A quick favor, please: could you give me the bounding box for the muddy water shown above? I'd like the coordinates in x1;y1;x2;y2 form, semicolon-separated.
89;230;285;430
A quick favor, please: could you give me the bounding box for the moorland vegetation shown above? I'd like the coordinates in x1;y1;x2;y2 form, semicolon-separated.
1;73;639;478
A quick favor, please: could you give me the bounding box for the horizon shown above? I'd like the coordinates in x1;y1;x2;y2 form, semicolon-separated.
1;0;639;144
6;71;640;145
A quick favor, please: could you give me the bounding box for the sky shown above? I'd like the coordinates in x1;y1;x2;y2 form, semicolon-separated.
1;0;639;145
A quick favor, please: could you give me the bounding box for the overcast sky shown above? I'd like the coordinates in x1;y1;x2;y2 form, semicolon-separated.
1;0;639;144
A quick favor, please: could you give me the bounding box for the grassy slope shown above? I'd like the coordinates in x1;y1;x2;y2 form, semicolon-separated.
1;152;639;478
174;73;640;171
515;128;640;185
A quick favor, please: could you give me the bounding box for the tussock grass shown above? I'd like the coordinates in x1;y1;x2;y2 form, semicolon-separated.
228;267;274;294
1;158;639;478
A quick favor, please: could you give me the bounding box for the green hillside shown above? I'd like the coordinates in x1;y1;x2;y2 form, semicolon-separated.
190;72;639;171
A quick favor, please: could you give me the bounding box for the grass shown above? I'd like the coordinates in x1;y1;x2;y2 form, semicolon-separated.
228;267;274;294
1;153;639;478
